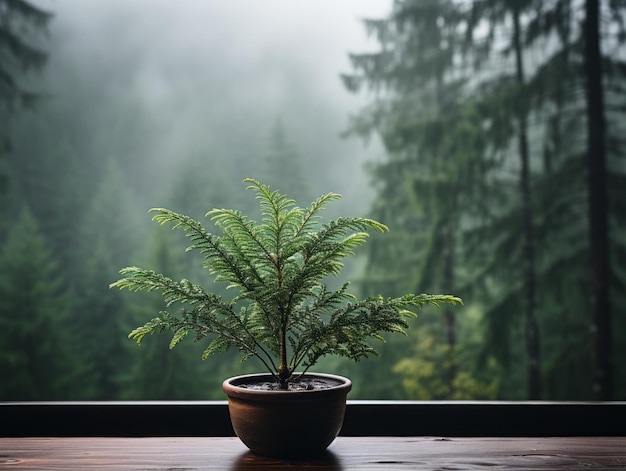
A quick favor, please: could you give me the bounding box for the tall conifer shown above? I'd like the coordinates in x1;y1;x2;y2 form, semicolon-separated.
0;207;76;399
0;0;51;223
343;0;484;398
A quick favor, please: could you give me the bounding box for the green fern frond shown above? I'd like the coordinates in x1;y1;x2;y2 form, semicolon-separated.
150;208;257;291
111;268;207;307
244;178;302;246
202;336;231;360
128;317;167;344
169;328;190;349
293;192;343;237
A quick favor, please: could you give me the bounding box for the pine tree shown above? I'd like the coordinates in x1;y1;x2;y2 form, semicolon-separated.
73;160;144;399
0;0;49;110
459;0;543;399
342;0;488;398
258;119;312;205
7;129;85;271
507;0;624;399
0;206;77;399
119;228;218;399
583;0;612;400
0;0;51;223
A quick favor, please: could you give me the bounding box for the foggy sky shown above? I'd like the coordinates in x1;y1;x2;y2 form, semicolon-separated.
37;0;390;214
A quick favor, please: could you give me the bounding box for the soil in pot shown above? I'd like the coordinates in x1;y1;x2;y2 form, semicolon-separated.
234;376;344;391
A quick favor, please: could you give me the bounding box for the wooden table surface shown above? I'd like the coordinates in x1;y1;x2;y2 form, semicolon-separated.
1;437;625;470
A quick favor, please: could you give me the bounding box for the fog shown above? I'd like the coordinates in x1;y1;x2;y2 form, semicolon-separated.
38;0;390;214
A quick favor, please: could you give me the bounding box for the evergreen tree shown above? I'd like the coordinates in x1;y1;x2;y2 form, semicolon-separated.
0;206;77;399
73;160;144;399
512;0;541;399
343;0;489;398
165;152;239;222
0;0;49;110
469;0;590;399
583;0;612;400
458;0;543;399
508;0;625;399
7;127;86;272
162;154;241;286
119;228;218;399
118;154;260;399
0;0;51;223
258;119;312;205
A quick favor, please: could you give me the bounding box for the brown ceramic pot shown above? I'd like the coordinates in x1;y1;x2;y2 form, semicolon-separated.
223;373;352;458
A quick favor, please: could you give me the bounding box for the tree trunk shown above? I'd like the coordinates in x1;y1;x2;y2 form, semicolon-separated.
435;70;457;396
442;220;456;393
513;7;542;400
584;0;613;400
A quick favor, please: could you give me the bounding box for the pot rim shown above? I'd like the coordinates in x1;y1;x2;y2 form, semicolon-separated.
222;372;352;400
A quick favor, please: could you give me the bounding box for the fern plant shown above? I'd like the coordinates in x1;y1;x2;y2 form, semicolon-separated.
111;178;461;389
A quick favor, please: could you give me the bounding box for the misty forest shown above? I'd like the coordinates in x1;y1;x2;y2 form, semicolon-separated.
1;0;625;401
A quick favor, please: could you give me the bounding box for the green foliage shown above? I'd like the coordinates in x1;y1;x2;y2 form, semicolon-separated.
72;160;145;399
112;178;461;387
0;207;78;399
0;0;52;226
0;0;51;111
258;120;312;205
394;330;499;400
117;228;224;400
344;0;626;400
343;0;483;399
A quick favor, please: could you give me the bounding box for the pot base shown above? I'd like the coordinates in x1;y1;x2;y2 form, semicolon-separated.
223;373;352;458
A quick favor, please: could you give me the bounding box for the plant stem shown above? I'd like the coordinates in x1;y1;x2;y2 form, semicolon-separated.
271;249;291;389
278;327;290;389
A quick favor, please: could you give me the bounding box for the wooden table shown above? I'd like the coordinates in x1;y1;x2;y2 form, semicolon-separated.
1;436;625;470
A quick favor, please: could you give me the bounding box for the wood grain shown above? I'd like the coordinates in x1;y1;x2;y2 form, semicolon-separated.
0;437;625;470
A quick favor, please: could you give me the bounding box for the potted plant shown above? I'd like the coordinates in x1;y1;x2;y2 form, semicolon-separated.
111;178;461;457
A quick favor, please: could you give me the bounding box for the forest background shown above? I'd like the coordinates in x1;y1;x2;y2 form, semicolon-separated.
1;0;625;402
